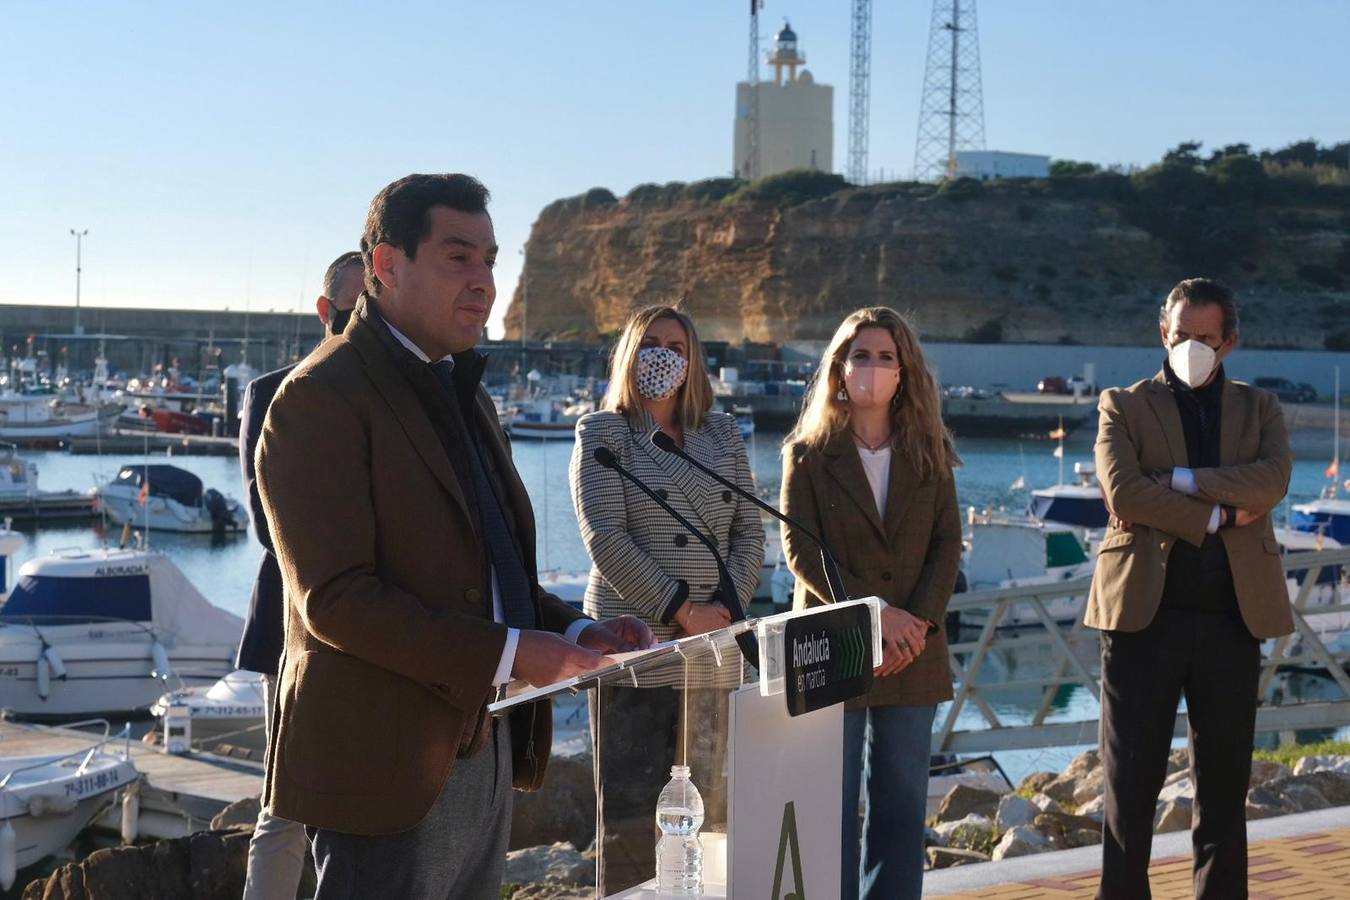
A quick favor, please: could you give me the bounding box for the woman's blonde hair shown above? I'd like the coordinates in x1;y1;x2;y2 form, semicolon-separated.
600;305;714;430
786;306;960;480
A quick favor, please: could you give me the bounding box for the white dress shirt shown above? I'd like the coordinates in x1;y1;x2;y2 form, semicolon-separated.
383;321;591;685
1171;466;1222;534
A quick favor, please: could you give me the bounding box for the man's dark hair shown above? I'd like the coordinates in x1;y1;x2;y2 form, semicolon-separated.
321;251;363;300
360;174;491;296
1159;277;1240;339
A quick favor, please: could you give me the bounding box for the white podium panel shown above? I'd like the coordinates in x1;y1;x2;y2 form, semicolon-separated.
727;684;842;899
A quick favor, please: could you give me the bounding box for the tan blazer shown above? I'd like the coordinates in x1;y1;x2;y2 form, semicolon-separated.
780;431;962;707
256;299;586;835
1086;371;1295;639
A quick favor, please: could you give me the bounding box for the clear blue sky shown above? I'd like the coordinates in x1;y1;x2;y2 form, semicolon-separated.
4;1;1344;338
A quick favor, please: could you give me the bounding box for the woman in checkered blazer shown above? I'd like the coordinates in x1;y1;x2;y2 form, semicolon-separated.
569;305;764;895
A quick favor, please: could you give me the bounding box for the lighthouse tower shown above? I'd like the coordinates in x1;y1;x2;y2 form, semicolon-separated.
734;21;834;179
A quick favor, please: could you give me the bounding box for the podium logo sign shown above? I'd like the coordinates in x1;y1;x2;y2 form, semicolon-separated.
783;603;873;716
771;801;806;899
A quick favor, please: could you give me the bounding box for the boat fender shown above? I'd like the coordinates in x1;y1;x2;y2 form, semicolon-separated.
0;817;14;891
151;642;173;680
120;782;140;844
27;793;76;818
42;644;67;680
36;655;50;701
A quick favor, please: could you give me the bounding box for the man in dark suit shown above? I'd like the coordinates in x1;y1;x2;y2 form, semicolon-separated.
1088;278;1294;899
238;250;364;900
256;173;650;899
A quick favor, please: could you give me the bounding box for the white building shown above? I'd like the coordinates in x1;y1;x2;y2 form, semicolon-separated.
954;151;1051;181
733;21;833;179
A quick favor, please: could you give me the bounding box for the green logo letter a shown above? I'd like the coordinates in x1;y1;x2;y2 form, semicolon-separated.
770;800;806;900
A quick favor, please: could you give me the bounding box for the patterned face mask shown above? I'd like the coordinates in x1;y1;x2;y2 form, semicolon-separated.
636;346;689;401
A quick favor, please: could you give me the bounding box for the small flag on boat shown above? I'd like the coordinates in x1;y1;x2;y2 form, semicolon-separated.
1010;476;1025;490
1052;445;1064;459
1327;457;1341;480
1048;426;1067;440
137;478;149;506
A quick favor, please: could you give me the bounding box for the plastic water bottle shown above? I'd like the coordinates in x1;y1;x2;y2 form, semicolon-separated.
655;764;704;896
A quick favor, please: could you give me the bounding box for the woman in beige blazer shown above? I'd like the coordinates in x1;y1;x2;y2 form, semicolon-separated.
780;307;962;900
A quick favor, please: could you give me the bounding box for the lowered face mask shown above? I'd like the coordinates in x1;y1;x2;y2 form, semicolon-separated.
636;347;689;401
843;362;901;405
1169;339;1217;389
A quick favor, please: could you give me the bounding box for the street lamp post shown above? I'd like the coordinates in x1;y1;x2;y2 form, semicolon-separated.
70;228;89;335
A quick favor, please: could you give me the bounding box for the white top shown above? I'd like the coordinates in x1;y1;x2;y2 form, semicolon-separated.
383;320;592;685
857;445;893;520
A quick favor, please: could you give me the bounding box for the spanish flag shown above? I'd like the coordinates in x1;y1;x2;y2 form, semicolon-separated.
1049;426;1066;440
137;478;149;506
1328;457;1341;481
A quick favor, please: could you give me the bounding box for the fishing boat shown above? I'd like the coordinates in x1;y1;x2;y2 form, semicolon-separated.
1292;367;1350;544
0;548;243;719
96;465;248;534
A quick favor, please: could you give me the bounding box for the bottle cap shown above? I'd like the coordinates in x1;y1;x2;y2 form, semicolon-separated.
670;764;691;778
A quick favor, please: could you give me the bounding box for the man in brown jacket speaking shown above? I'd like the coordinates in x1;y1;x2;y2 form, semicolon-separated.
1087;278;1293;899
256;173;650;898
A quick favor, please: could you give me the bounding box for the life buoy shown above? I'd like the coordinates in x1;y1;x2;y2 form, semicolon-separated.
120;782;140;844
36;655;50;700
0;817;15;891
150;642;173;680
42;645;66;680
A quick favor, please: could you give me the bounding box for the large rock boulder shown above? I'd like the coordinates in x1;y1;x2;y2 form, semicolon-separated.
209;796;261;832
932;814;994;852
1062;750;1101;781
1249;759;1292;787
1153;798;1192;834
1157;776;1195;804
503;842;594;887
1029;792;1063;814
1033;811;1103;839
990;825;1052;860
934;785;1002;825
1062;828;1103;849
1018;771;1058;794
926;846;990;869
1076;794;1106;821
1251;771;1350;814
22;830;251;900
1293;755;1350;777
511;752;596;851
994;794;1037;831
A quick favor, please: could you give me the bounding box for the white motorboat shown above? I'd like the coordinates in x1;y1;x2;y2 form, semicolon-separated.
96;464;248;534
505;398;587;441
151;670;266;752
0;547;243;720
958;516;1096;628
0;721;139;889
1028;462;1108;529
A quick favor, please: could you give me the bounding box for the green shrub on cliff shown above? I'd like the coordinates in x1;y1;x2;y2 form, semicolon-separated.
625;182;686;206
682;177;743;202
724;169;849;207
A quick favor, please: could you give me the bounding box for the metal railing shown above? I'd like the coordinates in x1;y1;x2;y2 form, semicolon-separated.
934;545;1350;755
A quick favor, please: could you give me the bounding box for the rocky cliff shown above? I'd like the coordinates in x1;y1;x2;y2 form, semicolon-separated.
503;174;1349;349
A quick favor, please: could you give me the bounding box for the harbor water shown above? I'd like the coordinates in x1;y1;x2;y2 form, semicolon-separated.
7;434;1344;784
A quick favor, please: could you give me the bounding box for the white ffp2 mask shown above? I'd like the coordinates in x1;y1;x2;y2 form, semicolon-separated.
1169;339;1217;389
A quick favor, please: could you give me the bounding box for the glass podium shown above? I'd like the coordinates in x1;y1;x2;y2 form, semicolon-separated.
490;598;882;899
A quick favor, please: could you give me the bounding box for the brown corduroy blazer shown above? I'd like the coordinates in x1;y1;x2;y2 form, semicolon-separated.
780;431;962;708
1086;371;1295;639
255;299;586;835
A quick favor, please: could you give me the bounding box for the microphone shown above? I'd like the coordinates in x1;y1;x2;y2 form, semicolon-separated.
650;430;849;606
592;447;759;668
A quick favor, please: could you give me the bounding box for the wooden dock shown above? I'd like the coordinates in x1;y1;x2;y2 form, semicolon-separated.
0;492;98;521
0;721;262;839
65;431;239;457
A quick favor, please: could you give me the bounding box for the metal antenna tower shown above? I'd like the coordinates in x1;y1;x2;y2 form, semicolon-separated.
912;0;986;181
847;0;872;185
745;0;763;181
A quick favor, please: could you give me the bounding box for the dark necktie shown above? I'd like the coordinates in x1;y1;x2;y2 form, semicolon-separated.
430;360;537;630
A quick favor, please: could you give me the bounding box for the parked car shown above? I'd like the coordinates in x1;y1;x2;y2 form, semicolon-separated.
1253;377;1317;403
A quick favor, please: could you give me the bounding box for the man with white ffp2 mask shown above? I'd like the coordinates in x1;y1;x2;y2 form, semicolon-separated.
1085;277;1294;899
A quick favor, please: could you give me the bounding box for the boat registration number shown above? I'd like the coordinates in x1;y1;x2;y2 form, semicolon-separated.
0;666;18;678
64;769;127;798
